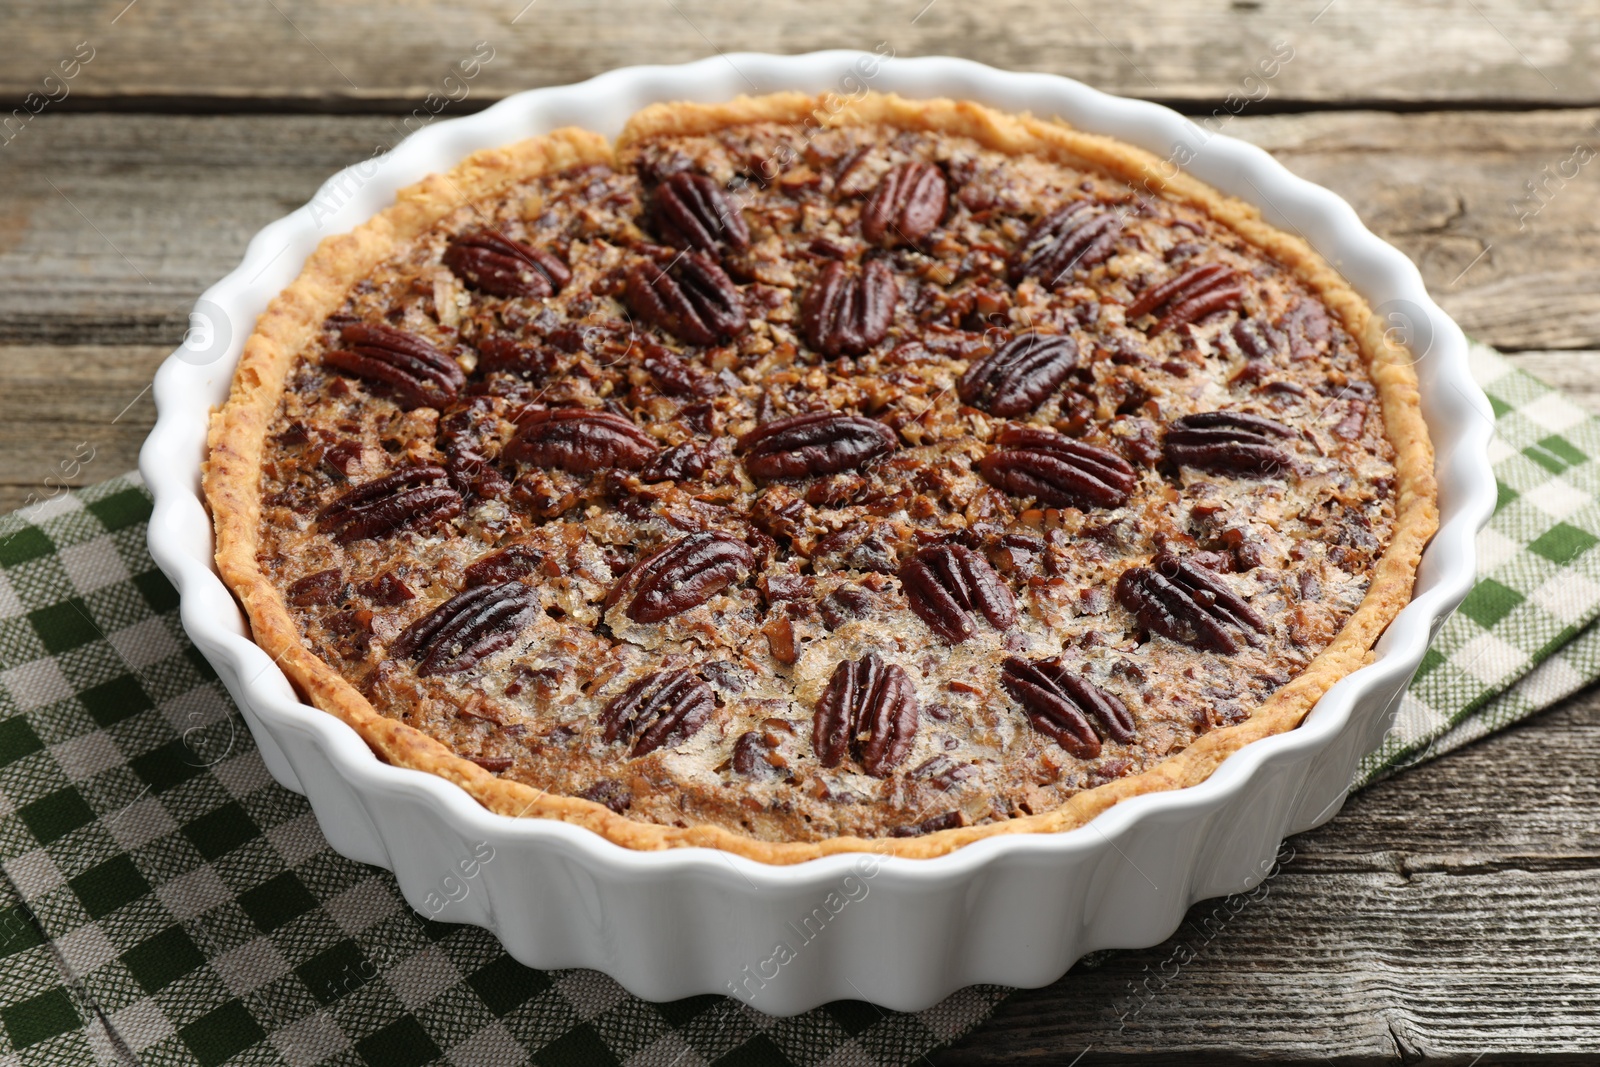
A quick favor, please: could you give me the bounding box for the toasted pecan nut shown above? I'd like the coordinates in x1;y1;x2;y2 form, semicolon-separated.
861;160;948;246
642;344;720;398
625;252;747;346
323;323;464;410
652;171;751;254
391;581;539;676
621;531;755;623
1000;656;1134;758
1116;551;1267;654
812;651;918;777
1164;410;1294;477
287;568;344;607
1126;263;1244;334
978;426;1136;509
900;543;1017;644
1277;297;1333;361
738;412;898;480
317;466;462;543
1008;200;1122;287
801;259;897;357
601;668;716;757
504;408;659;475
1230;317;1284;363
957;332;1079;416
441;229;571;299
462;542;547;588
640;441;710;483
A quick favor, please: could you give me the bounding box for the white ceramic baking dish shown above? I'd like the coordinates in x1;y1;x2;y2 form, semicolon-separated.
140;51;1494;1015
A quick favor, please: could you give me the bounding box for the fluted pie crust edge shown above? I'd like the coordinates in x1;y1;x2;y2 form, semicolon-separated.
204;92;1438;864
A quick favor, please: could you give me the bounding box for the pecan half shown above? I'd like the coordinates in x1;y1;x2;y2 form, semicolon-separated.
622;531;755;623
441;229;571;299
900;543;1017;644
463;542;546;587
600;668;715;757
318;466;463;543
356;571;414;605
801;260;897;357
812;652;918;777
390;581;539;676
1230;317;1284;363
652;171;750;254
738;412;898;480
640;441;709;483
504;408;658;474
957;332;1079;416
1277;297;1332;361
979;426;1136;509
1164;411;1293;476
1125;264;1244;334
861;160;947;246
625;252;747;345
288;568;343;607
1000;657;1134;758
642;344;719;398
323;323;464;410
1008;201;1122;287
1116;552;1267;653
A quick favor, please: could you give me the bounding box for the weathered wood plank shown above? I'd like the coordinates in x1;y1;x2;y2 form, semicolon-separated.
933;688;1600;1063
1227;110;1600;352
3;110;1597;353
3;0;1597;111
0;345;165;515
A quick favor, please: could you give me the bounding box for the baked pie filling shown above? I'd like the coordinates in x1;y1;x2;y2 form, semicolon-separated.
207;94;1436;860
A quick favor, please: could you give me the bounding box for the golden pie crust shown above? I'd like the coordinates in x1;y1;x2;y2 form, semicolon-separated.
205;93;1437;864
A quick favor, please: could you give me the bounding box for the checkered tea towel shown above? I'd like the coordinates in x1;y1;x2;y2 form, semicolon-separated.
0;340;1593;1066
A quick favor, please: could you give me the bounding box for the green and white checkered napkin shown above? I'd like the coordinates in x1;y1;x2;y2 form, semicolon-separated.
0;340;1593;1066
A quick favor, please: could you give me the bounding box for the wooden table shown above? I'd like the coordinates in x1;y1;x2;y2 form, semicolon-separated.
4;3;1595;1060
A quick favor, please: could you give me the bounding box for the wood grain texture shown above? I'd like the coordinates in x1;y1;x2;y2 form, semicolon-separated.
1228;110;1600;353
2;0;1596;110
3;18;1598;1053
0;345;164;514
932;688;1600;1064
3;109;1599;355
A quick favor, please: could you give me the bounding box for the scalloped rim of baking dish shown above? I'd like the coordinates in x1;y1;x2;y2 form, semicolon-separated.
142;51;1491;893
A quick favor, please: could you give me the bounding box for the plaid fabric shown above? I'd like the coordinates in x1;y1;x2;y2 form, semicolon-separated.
1356;342;1600;783
0;339;1591;1065
0;484;1006;1065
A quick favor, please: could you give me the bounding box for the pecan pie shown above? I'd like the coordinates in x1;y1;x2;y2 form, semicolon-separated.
205;93;1437;863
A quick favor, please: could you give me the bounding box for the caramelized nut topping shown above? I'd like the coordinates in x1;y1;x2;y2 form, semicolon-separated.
323;324;464;410
958;332;1079;416
1164;411;1294;477
900;543;1017;644
391;582;539;676
801;259;897;357
1116;552;1267;654
738;412;898;480
442;229;571;299
505;408;658;474
620;531;755;623
317;466;462;543
861;160;948;246
601;668;716;757
978;426;1136;509
813;652;918;777
1000;656;1134;758
652;171;751;254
